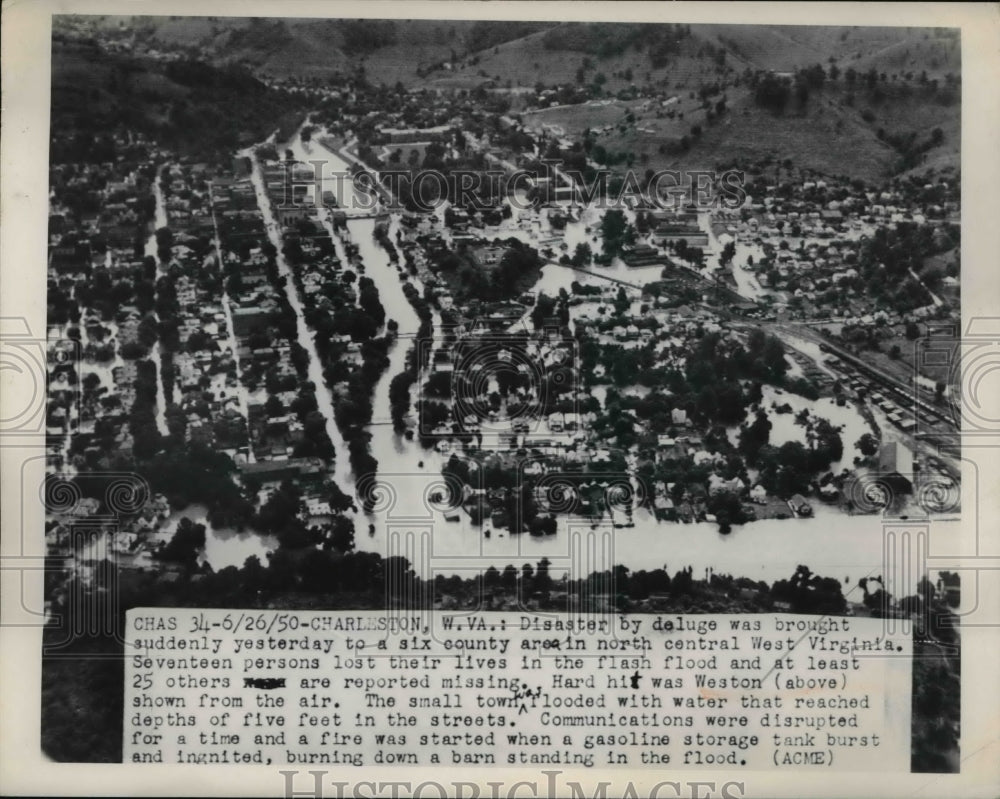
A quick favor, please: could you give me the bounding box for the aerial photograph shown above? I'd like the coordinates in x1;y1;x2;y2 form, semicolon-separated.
40;15;960;771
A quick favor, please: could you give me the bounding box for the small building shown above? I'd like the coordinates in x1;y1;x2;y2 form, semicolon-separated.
877;442;913;495
787;494;813;517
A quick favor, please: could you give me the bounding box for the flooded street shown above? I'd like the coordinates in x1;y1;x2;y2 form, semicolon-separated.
245;144;352;492
144;165;170;436
291;131;449;536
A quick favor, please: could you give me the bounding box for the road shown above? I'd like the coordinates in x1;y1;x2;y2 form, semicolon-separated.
246;146;353;493
144;163;170;437
209;172;256;463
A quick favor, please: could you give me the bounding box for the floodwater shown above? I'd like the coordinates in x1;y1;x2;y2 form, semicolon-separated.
159;504;278;571
191;130;946;589
143;166;170;436
725;384;877;473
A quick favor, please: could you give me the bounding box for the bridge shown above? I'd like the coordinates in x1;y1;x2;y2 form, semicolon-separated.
557;263;644;290
341;210;391;221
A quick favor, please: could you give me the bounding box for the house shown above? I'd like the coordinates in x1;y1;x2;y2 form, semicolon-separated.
176;276;198;307
231;306;270;338
653;495;674;520
877;442;913;495
379;124;452;144
708;474;746;495
787;494;813;517
818;483;839;502
305;498;332;517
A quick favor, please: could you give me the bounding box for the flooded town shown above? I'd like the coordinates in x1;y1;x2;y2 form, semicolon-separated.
44;18;961;589
32;15;966;770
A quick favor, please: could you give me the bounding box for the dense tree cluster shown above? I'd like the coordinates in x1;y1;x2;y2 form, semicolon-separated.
752;72;792;114
856;222;958;315
50;40;309;163
156;517;206;567
541;22;692;69
597;209;636;261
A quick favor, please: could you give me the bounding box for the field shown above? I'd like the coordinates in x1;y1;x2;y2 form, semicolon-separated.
690;24;959;78
524;87;903;180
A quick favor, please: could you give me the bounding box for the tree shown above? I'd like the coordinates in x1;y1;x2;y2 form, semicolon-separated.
715;381;746;424
158;517;206;567
739;409;772;465
326;515;356;552
809;417;844;471
484;566;500;589
534;558;553;593
82;372;102;393
256;481;305;536
264;395;285;417
719;240;737;266
424;371;453;399
600;209;633;257
754;73;791;114
571;242;592;267
856;433;880;458
155;227;174;258
917;575;937;601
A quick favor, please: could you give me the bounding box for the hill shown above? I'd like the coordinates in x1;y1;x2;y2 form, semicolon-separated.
520;74;957;182
51;17;960;181
58;17;960;86
49;36;307;162
691;24;959;78
54;16;553;83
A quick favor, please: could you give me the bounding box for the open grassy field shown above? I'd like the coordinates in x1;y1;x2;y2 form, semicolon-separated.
523;85;907;180
691;24;959;78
